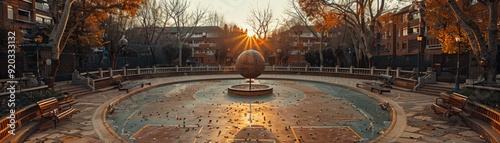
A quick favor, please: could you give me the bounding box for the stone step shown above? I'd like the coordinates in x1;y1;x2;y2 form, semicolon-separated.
420;85;452;91
58;86;89;93
54;85;85;91
73;90;95;97
68;88;93;96
415;90;441;96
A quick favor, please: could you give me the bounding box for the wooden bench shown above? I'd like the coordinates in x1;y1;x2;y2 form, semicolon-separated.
36;97;77;128
431;93;468;118
356;82;391;94
110;75;123;85
59;94;77;111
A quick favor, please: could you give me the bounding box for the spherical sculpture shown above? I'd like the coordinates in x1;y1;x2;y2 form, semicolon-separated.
235;50;266;78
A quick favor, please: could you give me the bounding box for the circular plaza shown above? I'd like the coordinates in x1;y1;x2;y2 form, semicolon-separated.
20;74;487;143
108;79;391;143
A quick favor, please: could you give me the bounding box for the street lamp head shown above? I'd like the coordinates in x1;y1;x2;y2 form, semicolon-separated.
119;35;128;46
417;35;423;42
455;36;461;42
34;35;43;43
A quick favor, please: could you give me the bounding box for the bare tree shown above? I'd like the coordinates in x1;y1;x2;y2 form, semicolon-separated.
317;0;392;67
102;14;136;69
206;11;226;27
247;4;278;40
136;0;169;66
290;0;340;66
163;0;207;66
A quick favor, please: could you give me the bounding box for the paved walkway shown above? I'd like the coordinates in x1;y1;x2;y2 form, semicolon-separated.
24;74;485;143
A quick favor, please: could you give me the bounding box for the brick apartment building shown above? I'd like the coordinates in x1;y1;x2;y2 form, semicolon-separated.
374;0;498;81
269;25;330;66
175;26;224;66
0;0;69;80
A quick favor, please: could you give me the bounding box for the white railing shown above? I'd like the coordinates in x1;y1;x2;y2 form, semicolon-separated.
75;65;418;92
81;66;415;80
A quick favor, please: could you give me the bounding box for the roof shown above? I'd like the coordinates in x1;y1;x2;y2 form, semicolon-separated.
166;26;223;33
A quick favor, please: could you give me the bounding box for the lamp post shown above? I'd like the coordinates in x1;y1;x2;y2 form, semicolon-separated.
277;49;281;65
417;35;423;76
34;35;43;86
454;36;461;90
119;35;128;68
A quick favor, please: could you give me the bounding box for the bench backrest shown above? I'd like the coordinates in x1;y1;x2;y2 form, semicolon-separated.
36;97;59;115
112;75;122;80
110;75;123;84
450;93;468;107
376;74;393;84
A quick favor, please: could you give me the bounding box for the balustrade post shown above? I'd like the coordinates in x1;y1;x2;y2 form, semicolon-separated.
370;66;375;75
122;67;127;76
335;65;339;73
386;67;391;75
176;65;179;72
396;67;401;77
137;66;141;75
219;65;222;71
153;66;157;73
349;66;353;74
109;68;113;77
272;65;275;71
98;68;103;78
190;65;193;71
413;68;418;79
287;65;290;71
305;65;308;71
206;65;209;71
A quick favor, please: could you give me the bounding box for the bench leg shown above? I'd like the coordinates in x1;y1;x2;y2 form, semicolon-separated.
54;118;58;128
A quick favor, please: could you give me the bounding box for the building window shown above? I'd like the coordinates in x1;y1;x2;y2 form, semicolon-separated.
8;6;13;19
36;16;43;24
36;2;50;12
36;15;52;25
402;27;408;36
410;13;419;20
18;9;31;22
410;26;419;34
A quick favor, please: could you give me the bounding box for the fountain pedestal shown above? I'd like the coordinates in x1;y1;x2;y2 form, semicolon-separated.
228;50;273;96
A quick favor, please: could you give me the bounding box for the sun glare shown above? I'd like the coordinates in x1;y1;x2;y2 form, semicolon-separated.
247;31;256;37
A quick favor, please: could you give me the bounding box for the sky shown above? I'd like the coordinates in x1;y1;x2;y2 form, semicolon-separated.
187;0;289;36
180;0;411;36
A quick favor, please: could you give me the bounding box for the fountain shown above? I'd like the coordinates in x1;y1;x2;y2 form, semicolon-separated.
227;50;273;96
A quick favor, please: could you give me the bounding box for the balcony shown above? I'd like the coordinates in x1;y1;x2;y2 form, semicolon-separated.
188;43;215;48
36;3;50;12
426;44;442;50
303;43;313;47
17;16;31;22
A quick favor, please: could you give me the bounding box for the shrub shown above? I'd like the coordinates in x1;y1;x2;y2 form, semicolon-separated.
0;90;62;117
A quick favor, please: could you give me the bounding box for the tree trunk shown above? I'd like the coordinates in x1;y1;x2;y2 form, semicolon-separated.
47;0;74;89
178;43;183;66
319;34;324;67
485;1;499;83
149;46;157;66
